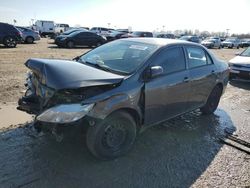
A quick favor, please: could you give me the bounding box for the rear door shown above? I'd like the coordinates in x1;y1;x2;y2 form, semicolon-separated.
184;45;217;110
76;32;97;46
144;46;190;125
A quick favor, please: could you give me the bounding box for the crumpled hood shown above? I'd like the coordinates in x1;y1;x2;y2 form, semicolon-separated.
25;58;124;90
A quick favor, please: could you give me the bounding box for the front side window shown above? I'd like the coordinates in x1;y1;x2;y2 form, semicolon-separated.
152;46;186;75
186;47;208;68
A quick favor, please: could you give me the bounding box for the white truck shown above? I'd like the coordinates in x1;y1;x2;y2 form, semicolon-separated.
55;23;70;34
34;20;55;37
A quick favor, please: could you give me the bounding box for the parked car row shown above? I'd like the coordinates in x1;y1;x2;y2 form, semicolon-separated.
0;22;41;47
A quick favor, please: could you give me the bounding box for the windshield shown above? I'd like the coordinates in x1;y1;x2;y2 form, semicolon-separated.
78;40;158;75
240;47;250;57
63;29;79;35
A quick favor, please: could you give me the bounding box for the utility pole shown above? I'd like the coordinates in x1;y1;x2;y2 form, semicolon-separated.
226;29;230;37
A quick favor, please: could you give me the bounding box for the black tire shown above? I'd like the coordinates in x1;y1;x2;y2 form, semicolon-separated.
86;111;137;160
26;36;34;44
3;36;17;48
96;41;102;47
67;41;74;48
200;85;222;115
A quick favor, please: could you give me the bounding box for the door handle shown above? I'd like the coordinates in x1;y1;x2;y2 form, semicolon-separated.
211;70;215;74
183;77;189;82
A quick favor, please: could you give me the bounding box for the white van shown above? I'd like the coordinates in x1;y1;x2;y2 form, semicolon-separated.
35;20;55;36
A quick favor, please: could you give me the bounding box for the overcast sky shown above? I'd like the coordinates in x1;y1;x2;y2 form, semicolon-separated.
0;0;249;34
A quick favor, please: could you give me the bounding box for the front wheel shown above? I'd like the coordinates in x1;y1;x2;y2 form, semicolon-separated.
3;36;17;48
26;36;34;44
86;111;137;160
67;41;74;48
200;85;222;115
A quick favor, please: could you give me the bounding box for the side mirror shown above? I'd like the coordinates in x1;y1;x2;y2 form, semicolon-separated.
145;66;164;80
235;52;241;56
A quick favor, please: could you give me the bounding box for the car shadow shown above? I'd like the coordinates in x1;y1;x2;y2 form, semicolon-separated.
229;80;250;90
0;109;235;188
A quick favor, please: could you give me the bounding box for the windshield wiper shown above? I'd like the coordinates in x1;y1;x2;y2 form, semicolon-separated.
78;59;113;72
78;58;130;75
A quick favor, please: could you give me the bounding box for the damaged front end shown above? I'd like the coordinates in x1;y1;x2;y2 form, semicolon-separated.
17;58;124;126
17;72;55;114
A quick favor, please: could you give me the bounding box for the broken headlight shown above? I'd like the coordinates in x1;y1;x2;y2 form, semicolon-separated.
36;103;94;123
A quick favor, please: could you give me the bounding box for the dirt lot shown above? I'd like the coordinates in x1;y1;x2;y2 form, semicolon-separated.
0;39;249;188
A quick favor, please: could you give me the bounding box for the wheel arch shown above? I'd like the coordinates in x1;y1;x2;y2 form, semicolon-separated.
107;108;142;129
215;82;224;94
26;35;34;40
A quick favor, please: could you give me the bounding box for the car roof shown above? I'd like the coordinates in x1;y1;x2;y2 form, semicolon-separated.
120;38;197;47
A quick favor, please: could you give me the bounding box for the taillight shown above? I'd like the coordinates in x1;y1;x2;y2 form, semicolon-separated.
17;31;22;36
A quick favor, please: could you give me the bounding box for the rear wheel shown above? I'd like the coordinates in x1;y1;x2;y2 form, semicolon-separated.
26;36;34;44
67;41;74;48
200;85;222;115
86;111;137;160
3;36;17;48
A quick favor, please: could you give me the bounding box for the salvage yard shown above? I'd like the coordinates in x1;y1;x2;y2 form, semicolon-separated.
0;39;249;187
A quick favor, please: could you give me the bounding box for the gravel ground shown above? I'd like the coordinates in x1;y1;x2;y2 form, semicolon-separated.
0;39;249;188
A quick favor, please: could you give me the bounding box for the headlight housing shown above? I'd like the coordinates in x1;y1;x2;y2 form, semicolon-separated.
36;103;94;123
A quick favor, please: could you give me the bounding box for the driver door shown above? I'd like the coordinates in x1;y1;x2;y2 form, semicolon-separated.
144;46;191;125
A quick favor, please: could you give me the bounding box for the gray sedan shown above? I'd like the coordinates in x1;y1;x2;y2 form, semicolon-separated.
18;38;229;160
17;26;40;44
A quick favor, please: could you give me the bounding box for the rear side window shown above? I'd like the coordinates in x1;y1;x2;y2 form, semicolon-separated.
153;46;186;75
186;47;210;68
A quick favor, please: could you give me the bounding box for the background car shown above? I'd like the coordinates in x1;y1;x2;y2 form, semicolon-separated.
201;37;221;49
16;26;40;44
156;33;175;39
179;35;200;43
55;30;106;48
106;30;129;41
241;38;250;47
121;31;153;38
229;47;250;80
0;22;22;48
221;37;241;49
54;28;88;41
